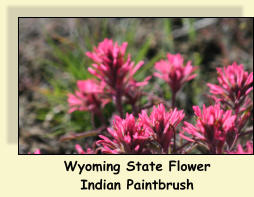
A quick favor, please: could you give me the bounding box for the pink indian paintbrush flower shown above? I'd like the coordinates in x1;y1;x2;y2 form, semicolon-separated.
207;63;253;136
207;62;253;110
228;141;253;154
86;38;151;117
139;104;185;153
97;104;185;154
96;113;152;154
67;79;110;115
154;53;197;106
86;38;150;92
75;144;95;154
180;104;237;154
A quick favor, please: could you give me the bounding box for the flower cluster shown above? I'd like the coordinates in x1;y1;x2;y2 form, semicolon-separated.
36;39;252;155
97;104;185;154
97;113;152;154
180;104;237;154
206;62;253;152
86;38;151;117
139;104;185;153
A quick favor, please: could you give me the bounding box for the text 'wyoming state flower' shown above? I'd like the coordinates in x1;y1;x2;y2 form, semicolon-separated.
67;79;109;114
180;104;237;154
207;62;253;107
154;53;197;94
139;104;185;153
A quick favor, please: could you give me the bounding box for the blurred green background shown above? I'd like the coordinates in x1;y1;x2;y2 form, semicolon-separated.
19;18;253;154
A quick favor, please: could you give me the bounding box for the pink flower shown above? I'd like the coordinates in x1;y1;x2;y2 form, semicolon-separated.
207;63;253;135
86;39;150;117
228;141;253;154
86;39;150;93
207;63;253;107
75;144;95;154
67;79;109;114
86;39;149;86
154;53;197;94
97;114;152;154
97;104;185;154
180;104;237;154
139;104;185;153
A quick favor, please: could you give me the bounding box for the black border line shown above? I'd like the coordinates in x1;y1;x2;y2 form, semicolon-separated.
18;17;254;155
